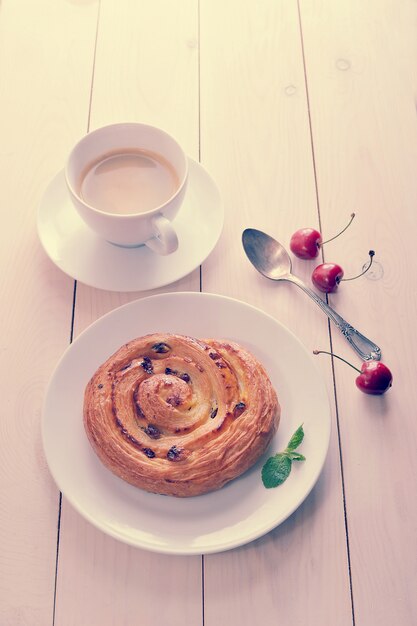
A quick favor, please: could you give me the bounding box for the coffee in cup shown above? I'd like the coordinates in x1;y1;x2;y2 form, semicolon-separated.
65;123;188;253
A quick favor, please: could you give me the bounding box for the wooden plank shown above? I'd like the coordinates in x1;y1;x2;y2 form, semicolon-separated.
298;1;417;624
200;1;353;624
0;1;99;624
53;2;202;625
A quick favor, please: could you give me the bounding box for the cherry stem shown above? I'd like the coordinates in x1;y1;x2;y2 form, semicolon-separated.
321;213;355;246
340;250;375;282
313;350;361;373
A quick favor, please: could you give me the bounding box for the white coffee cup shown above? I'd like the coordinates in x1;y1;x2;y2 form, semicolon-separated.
65;123;188;254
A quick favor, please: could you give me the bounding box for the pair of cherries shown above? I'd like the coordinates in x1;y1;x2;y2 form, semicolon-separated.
289;214;375;293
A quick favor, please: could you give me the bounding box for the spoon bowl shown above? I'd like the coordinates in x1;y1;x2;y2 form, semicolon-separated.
242;228;381;362
242;228;292;279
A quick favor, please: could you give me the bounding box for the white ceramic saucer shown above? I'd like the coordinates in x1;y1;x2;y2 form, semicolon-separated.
37;158;223;291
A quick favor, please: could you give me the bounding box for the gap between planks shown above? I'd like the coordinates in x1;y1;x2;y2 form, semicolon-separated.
297;1;355;625
52;1;102;622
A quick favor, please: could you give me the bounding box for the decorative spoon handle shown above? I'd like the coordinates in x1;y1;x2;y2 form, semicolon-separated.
288;275;381;361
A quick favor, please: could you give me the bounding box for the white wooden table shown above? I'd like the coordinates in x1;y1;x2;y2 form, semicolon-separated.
1;1;416;624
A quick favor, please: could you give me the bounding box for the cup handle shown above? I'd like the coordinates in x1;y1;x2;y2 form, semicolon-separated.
145;214;178;255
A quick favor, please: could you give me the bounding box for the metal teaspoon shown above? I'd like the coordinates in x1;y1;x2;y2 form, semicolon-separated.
242;228;381;361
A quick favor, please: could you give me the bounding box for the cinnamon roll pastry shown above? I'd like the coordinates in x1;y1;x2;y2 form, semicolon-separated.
84;333;280;497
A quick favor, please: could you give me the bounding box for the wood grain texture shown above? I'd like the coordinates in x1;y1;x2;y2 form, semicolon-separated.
2;1;414;624
200;1;352;624
298;0;417;624
0;1;99;624
53;2;203;625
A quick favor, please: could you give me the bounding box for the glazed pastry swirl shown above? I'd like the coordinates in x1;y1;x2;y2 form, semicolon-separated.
84;333;280;497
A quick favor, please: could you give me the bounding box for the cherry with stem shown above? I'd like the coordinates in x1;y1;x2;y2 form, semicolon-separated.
313;349;393;395
290;213;355;260
312;250;375;293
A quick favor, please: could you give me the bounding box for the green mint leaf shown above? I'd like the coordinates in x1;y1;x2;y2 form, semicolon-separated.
261;453;292;488
287;451;306;462
262;424;306;489
286;424;304;451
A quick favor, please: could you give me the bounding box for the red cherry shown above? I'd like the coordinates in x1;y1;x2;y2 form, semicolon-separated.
312;251;375;294
290;213;355;260
290;228;321;259
313;350;393;396
355;361;393;395
312;263;344;293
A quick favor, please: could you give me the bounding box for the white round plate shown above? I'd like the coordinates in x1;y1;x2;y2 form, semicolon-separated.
42;292;331;555
37;159;223;292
